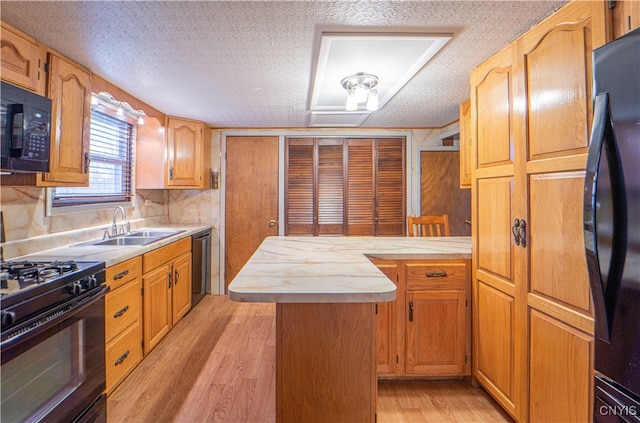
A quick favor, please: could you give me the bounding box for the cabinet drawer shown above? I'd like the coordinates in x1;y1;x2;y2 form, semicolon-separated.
406;262;467;290
106;256;142;291
105;279;141;343
143;237;191;273
106;321;142;394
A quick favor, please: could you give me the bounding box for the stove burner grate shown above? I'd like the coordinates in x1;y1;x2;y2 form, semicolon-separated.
1;260;80;285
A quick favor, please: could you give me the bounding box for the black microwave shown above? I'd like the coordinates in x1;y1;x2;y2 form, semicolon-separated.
1;81;51;173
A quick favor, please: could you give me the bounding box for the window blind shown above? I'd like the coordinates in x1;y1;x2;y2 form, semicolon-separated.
53;110;134;207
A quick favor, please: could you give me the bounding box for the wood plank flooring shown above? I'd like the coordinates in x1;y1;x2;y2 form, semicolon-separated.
107;295;512;423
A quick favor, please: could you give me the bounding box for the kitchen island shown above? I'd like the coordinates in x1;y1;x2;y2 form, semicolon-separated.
228;236;471;422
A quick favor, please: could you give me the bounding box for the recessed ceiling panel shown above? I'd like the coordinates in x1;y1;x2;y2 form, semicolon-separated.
310;32;452;117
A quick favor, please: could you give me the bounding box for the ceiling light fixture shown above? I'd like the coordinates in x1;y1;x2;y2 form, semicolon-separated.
341;73;379;112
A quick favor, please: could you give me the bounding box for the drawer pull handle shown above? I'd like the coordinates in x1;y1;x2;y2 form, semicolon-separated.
114;270;129;280
175;269;179;285
426;272;448;277
409;300;414;322
114;350;130;366
113;305;129;319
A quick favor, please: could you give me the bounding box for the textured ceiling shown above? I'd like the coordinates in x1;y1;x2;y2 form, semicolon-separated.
0;0;566;129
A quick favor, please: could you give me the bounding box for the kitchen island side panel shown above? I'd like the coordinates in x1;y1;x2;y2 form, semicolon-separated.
276;302;376;423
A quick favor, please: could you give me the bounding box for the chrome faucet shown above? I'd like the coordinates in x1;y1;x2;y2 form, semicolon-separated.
111;206;130;237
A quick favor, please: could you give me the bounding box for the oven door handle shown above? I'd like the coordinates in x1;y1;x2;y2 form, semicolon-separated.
1;285;108;350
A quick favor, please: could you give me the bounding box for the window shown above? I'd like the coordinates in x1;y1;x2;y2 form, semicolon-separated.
52;109;134;210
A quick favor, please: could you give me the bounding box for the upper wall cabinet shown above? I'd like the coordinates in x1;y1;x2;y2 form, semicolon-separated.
165;117;212;189
136;116;166;189
612;0;639;39
0;22;46;95
39;52;92;186
1;22;91;187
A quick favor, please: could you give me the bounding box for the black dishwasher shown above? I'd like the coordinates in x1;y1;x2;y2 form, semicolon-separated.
191;229;211;307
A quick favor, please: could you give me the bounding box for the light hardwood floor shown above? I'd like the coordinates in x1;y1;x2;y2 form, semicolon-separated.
107;295;512;423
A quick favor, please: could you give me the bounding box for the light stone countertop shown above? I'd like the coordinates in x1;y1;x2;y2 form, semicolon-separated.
228;236;472;304
11;225;212;267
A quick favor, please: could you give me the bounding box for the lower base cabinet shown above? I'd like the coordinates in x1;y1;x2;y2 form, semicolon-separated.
142;237;192;355
105;257;143;394
373;258;471;378
104;236;194;394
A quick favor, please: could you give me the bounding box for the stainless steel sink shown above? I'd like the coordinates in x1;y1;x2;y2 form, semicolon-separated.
91;237;161;246
70;229;184;247
126;230;184;238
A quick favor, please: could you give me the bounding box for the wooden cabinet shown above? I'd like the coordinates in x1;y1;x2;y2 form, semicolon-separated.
135;115;167;189
458;99;472;189
1;23;90;187
405;261;470;376
105;257;143;394
612;0;640;39
165;117;212;189
142;237;192;355
471;38;520;420
372;258;470;378
373;261;399;376
470;1;607;421
40;51;92;186
171;252;192;323
0;21;46;95
285;137;405;236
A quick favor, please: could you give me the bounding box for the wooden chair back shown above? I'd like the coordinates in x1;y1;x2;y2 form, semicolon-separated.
408;214;451;237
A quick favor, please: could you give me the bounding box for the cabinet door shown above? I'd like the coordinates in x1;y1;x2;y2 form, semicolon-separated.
166;118;203;187
346;139;375;235
529;310;593;422
136;116;166;189
520;3;604;419
0;22;46;95
285;138;315;235
374;262;398;376
317;139;344;235
405;290;466;375
172;253;192;324
40;52;91;186
143;263;172;355
612;0;640;39
375;138;405;235
458;99;472;189
471;42;521;420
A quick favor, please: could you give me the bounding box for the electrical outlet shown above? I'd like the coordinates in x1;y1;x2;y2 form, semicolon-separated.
144;199;152;206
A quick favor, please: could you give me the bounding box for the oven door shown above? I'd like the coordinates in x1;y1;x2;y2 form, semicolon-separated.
1;287;107;423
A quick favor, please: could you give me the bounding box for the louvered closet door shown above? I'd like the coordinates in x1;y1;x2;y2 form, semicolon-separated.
317;139;345;235
346;139;375;235
375;138;405;235
286;138;315;235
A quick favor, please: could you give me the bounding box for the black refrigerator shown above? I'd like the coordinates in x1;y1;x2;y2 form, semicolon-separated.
584;28;640;423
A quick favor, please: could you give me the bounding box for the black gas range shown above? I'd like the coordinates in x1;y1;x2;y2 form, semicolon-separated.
1;259;108;422
0;259;106;339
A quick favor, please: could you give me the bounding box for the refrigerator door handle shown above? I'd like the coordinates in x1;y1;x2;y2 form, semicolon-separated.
584;93;628;343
